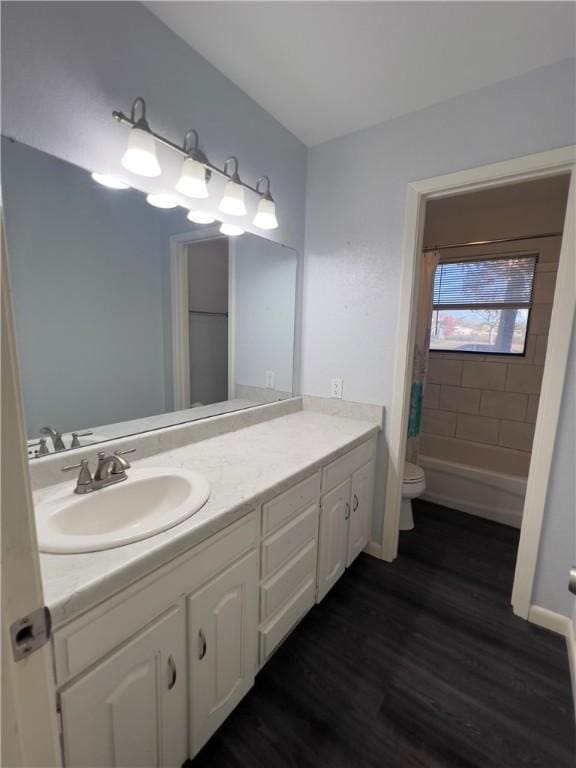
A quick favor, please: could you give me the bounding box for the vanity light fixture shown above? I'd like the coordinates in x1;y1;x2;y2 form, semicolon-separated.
218;157;247;217
91;173;130;190
175;130;210;198
113;98;278;226
220;222;245;237
187;210;216;224
253;176;279;230
118;98;161;177
146;193;179;209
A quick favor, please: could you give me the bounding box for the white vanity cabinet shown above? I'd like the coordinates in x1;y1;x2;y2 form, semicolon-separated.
59;604;187;768
188;551;258;755
317;438;376;602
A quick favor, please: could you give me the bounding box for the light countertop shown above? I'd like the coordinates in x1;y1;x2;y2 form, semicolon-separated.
37;410;379;627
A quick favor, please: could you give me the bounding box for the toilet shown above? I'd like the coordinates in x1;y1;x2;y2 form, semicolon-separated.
400;462;426;530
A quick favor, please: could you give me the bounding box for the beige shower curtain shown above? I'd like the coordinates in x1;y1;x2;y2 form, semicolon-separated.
406;250;440;463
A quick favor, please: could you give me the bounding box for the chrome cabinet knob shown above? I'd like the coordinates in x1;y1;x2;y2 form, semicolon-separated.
569;566;576;596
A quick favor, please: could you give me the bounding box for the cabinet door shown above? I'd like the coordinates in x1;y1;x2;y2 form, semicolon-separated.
188;551;258;756
317;478;351;602
347;459;375;566
60;605;186;768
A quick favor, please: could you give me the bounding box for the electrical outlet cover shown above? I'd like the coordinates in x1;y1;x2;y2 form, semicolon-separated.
265;370;275;389
330;378;343;399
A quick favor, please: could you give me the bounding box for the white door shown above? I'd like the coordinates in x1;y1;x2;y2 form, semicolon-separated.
1;216;61;768
347;460;375;566
317;478;351;602
60;605;187;768
188;551;258;756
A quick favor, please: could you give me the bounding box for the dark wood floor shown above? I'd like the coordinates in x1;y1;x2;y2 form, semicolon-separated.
190;501;575;767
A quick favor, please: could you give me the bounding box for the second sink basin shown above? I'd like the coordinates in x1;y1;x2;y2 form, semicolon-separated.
35;467;210;554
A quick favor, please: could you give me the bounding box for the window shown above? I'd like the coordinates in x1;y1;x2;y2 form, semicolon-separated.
429;254;537;355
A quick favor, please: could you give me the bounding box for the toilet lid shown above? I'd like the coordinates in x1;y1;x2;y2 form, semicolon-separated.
404;462;425;483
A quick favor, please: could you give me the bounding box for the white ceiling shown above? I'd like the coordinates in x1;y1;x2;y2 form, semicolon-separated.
145;2;575;146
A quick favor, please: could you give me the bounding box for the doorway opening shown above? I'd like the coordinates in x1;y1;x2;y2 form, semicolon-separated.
380;148;575;621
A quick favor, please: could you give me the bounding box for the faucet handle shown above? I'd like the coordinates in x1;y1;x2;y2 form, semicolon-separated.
62;459;93;487
71;431;93;449
114;448;136;470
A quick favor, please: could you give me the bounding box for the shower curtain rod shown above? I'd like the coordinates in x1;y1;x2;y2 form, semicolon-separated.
423;231;563;252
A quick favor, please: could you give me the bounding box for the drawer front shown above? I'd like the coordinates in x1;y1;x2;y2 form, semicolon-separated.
53;512;257;686
262;472;321;536
260;503;319;580
259;577;316;665
260;539;317;622
321;438;376;494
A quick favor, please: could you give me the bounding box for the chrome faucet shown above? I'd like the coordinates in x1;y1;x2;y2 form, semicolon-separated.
40;426;66;452
62;449;135;494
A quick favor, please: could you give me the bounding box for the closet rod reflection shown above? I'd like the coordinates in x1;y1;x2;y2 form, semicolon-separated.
189;310;229;317
423;231;563;252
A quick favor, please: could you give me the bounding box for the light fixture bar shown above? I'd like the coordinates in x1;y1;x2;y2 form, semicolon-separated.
112;108;264;196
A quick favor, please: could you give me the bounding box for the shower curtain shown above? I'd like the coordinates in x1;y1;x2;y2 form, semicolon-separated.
406;250;440;463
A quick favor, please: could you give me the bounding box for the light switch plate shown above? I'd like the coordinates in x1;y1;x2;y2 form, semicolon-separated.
330;378;343;399
265;370;275;389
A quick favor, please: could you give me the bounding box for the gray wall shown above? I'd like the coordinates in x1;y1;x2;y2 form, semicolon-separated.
2;138;181;436
1;0;307;389
304;57;576;552
233;235;297;393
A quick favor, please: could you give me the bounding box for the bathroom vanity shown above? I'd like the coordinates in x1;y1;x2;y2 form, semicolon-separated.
36;408;379;767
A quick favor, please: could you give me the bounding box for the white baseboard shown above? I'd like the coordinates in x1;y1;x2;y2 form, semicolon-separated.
421;490;522;528
529;605;572;635
364;540;382;559
529;605;576;716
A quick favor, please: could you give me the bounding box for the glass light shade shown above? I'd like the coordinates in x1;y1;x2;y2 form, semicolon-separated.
91;172;130;190
187;210;216;224
146;193;179;209
175;158;208;198
218;180;247;216
121;127;161;177
253;197;278;229
220;222;244;237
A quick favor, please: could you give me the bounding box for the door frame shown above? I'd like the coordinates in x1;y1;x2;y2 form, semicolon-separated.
170;228;235;410
1;215;62;766
380;145;575;620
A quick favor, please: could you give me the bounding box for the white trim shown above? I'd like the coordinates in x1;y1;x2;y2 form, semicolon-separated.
380;146;576;622
528;605;572;636
1;215;62;765
169;227;228;410
363;541;382;559
421;491;522;529
227;239;236;399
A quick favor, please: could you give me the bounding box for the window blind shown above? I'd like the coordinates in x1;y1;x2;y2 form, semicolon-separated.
433;255;537;309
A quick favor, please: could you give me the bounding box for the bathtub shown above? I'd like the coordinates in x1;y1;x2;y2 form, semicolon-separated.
419;455;527;528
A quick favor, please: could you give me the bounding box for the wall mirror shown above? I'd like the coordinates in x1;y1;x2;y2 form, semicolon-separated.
2;138;297;459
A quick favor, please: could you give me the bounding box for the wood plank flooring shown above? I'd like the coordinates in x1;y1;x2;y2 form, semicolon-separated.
189;501;575;767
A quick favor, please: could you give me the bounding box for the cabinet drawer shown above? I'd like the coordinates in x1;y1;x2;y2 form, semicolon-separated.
321;438;376;493
259;577;316;665
262;472;320;536
260;539;317;622
53;512;257;685
260;503;319;579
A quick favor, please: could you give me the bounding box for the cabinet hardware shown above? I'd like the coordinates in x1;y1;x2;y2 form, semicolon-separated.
569;566;576;596
353;494;359;512
167;654;177;689
345;501;350;520
198;629;207;660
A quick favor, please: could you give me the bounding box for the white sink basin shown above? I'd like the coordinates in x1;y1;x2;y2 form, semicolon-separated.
35;467;210;553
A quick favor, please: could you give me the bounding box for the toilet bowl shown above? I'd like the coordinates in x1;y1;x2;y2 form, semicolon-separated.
400;462;426;531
